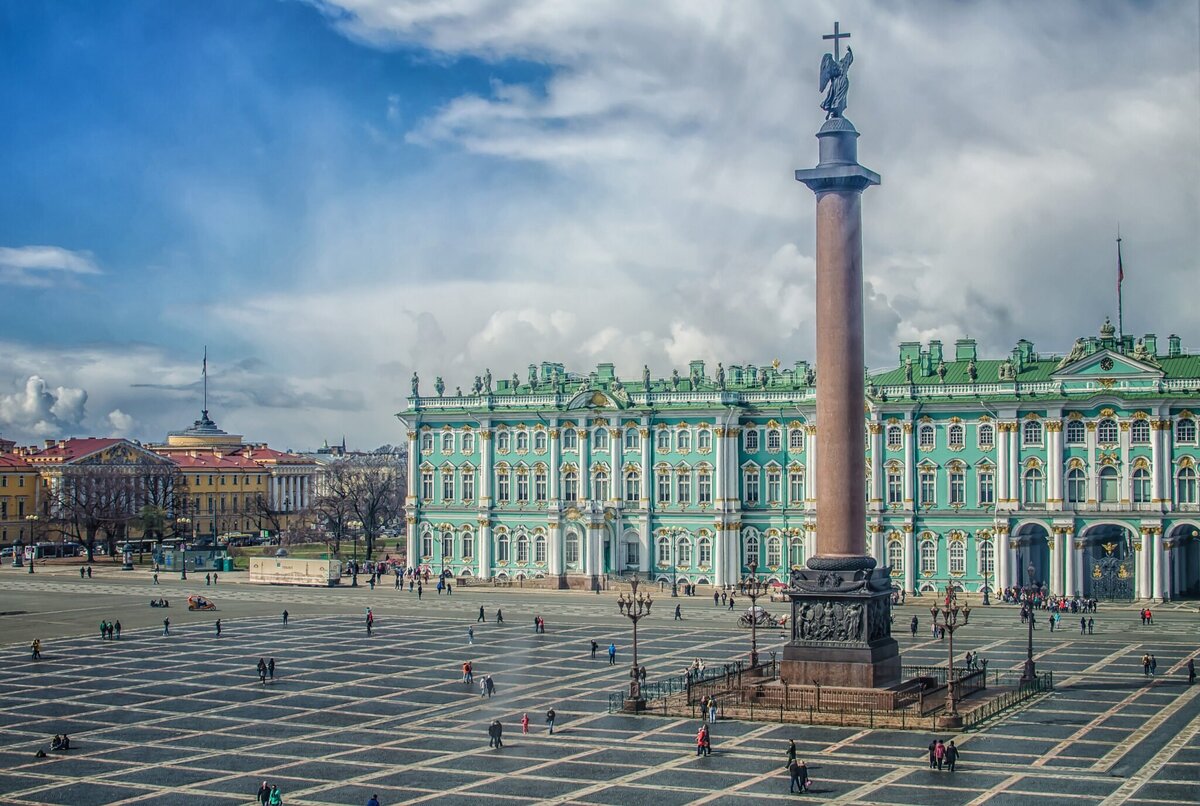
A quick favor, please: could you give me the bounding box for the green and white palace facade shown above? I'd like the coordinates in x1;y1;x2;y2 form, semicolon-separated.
399;320;1200;601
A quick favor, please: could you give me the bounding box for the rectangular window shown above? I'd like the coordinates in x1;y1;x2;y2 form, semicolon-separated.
497;474;510;502
789;471;805;503
657;472;671;504
535;472;547;502
563;473;578;502
677;472;691;505
978;472;995;506
949;471;965;506
565;537;579;565
919;471;936;506
421;471;434;500
462;534;474;559
745;473;760;505
789;429;804;450
887;470;903;505
442;472;454;502
656;430;671;451
516;473;529;502
887;541;903;575
624;429;639;451
624;475;639;503
562;430;578;451
698;474;712;504
462;472;475;504
677;430;691;452
766;470;781;503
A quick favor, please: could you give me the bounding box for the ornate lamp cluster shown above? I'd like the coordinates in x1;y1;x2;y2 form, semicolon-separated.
617;577;653;703
929;584;971;723
739;563;768;668
1020;561;1038;682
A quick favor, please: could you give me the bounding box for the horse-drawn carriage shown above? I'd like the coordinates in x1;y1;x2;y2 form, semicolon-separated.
737;605;787;628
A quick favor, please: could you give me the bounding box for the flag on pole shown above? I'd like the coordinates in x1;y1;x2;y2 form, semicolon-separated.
1117;237;1124;285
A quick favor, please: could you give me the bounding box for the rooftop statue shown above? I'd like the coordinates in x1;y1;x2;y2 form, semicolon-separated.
642;364;651;391
820;47;853;119
434;376;445;397
716;362;726;390
411;372;420;397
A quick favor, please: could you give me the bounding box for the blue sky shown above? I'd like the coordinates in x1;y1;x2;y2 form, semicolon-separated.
1;1;1197;450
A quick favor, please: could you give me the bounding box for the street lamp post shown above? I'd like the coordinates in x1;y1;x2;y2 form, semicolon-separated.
24;515;39;574
981;537;992;605
348;519;362;587
1020;561;1038;683
930;584;971;728
177;517;191;580
739;563;768;671
616;575;653;711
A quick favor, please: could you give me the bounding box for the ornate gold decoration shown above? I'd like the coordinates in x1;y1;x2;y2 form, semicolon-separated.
867;423;883;434
1119;421;1131;432
1086;422;1097;432
1045;421;1063;432
406;430;417;439
902;423;913;434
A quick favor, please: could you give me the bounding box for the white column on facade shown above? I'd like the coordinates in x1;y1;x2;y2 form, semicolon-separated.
1049;528;1063;596
578;424;589;505
1063;527;1076;597
902;422;914;507
995;526;1010;588
1136;527;1151;600
1151;420;1170;509
478;522;492;580
1119;423;1131;506
1047;421;1063;510
479;426;493;504
1151;527;1165;601
869;423;884;511
639;519;651;575
639;420;651;504
714;426;725;505
610;422;622;508
903;526;916;594
806;425;818;510
1009;424;1021;508
549;523;563;576
804;520;817;566
549;423;560;501
871;524;885;565
712;523;725;586
1170;541;1183;597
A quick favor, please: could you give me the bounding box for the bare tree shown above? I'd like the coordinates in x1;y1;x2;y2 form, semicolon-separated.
53;462;180;562
248;493;287;538
312;452;407;561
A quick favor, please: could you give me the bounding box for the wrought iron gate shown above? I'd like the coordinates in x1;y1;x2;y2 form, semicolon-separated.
1090;541;1134;601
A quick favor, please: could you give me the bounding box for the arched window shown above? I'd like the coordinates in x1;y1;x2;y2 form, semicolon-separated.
886;425;903;449
535;534;547;564
534;431;547;452
562;469;578;502
461;531;474;560
744;428;758;451
421;529;433;558
918;424;935;450
656;536;671;566
594;429;609;451
977;423;995;449
920;539;937;575
1067;468;1087;505
949;540;966;575
789;428;804;450
697;429;712;452
592;469;610;501
624;428;640;451
1097;418;1118;445
624;470;640;503
698;536;712;567
1022;420;1043;446
766;536;782;567
562;429;578;451
441;532;454;561
1065;419;1085;444
1177;418;1196;444
515;431;529;452
948;424;964;449
1176;466;1197;504
496;430;510;452
565;533;580;566
767;428;782;451
1130;419;1150;444
496;533;510;562
420;433;434;452
745;533;760;568
462;432;475;454
441;432;454;454
677;429;691;452
677;537;692;566
1022;467;1045;505
516;533;529;564
789;537;803;568
977;539;994;579
1099;465;1119;503
1132;467;1151;503
656;429;671;451
887;540;904;575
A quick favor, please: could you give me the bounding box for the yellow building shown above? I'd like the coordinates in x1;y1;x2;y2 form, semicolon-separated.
0;443;42;545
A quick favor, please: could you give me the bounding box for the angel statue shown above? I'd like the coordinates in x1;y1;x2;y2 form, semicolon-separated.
820;46;853;119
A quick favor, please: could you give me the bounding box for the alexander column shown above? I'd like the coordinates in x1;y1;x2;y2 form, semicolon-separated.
783;22;900;689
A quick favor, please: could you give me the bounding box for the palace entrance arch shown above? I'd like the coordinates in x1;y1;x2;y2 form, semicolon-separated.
1012;522;1050;589
1167;522;1200;598
1078;522;1136;601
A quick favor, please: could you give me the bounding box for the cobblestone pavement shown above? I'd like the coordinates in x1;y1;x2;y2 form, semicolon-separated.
0;574;1197;805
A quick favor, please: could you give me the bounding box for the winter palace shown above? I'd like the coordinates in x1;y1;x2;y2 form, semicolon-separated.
399;319;1200;601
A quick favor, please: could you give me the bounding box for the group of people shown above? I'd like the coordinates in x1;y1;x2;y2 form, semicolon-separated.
204;572;220;585
786;740;810;793
532;615;546;633
149;598;170;608
35;734;71;758
1140;653;1158;676
476;606;504;623
256;657;277;684
1000;588;1099;613
1139;608;1155;625
255;781;283;805
99;620;121;640
928;738;960;771
78;566;93;579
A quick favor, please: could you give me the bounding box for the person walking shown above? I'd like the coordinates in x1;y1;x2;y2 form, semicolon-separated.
257;781;271;806
114;621;121;640
468;626;474;645
521;713;530;734
911;615;919;638
728;596;735;611
789;758;809;793
714;591;720;606
675;603;683;621
786;738;797;766
1142;653;1151;676
215;619;222;638
268;658;275;681
496;608;504;623
480;677;488;698
608;642;617;665
696;725;708;757
206;572;212;586
153;571;159;585
282;610;289;626
591;640;599;659
31;639;41;660
708;696;718;724
491;720;503;748
1080;616;1086;634
257;658;268;685
485;675;495;698
213;572;218;585
1150;655;1157;676
268;785;282;805
162;617;170;636
945;740;959;772
546;708;556;734
1187;658;1196;685
366;609;374;637
478;606;486;623
934;739;946;771
366;795;381;806
928;739;937;769
100;621;107;641
1088;617;1094;634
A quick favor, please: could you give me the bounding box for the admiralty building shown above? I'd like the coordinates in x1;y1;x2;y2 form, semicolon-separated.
399;320;1200;601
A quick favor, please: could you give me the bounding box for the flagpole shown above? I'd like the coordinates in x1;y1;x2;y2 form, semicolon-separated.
203;346;208;414
1116;230;1124;342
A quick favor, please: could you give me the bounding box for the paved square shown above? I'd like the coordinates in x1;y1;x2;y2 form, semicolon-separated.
0;575;1197;804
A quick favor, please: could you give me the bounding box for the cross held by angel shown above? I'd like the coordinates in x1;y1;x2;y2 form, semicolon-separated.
819;22;854;119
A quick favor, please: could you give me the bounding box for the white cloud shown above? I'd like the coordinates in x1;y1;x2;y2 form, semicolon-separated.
0;246;102;287
106;409;135;437
0;376;88;437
